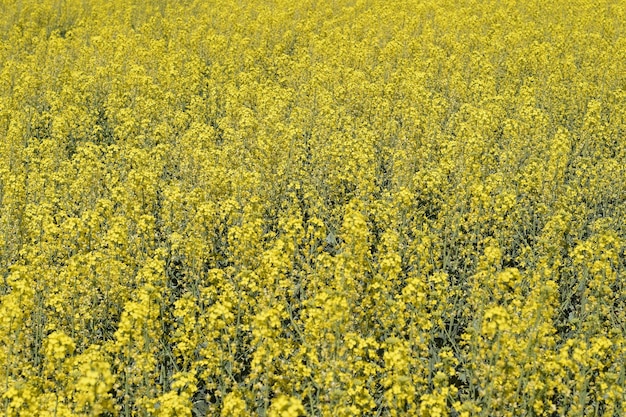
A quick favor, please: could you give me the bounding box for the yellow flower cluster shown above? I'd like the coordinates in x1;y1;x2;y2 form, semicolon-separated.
1;0;626;415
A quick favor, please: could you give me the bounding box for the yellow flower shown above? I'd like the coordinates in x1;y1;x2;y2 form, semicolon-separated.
268;395;305;417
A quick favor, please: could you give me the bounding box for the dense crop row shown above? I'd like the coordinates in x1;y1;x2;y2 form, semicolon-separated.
1;0;626;415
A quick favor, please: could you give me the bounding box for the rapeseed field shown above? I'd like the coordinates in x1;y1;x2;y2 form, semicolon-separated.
1;0;625;415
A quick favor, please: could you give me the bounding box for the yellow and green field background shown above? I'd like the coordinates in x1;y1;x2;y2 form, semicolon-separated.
1;0;626;415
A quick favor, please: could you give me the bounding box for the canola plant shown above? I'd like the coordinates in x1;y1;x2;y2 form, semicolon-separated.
1;0;625;415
